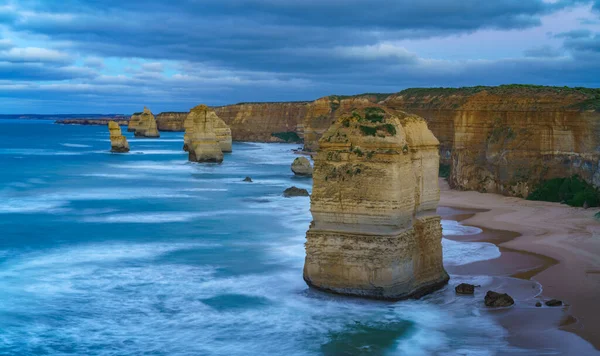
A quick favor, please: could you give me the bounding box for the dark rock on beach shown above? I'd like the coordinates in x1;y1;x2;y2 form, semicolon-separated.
484;291;514;307
455;283;475;295
545;299;563;307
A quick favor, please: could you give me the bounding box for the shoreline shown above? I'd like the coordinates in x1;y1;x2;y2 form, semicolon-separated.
439;178;600;351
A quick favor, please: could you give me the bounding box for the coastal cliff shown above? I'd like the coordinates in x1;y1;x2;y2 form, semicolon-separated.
303;105;448;299
156;112;187;131
133;107;160;138
383;85;600;196
213;102;309;142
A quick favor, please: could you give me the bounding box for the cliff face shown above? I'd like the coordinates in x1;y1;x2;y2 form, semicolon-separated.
133;107;160;138
156;112;187;131
108;121;129;153
383;86;600;196
303;105;448;300
213;102;308;142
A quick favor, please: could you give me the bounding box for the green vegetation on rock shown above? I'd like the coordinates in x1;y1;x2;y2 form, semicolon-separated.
271;131;302;143
527;175;600;207
439;164;450;178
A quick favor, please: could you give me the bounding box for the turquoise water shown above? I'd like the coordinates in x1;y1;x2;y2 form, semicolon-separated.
0;120;528;355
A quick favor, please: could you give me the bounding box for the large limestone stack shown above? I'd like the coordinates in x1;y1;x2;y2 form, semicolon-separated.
133;107;160;138
303;106;448;300
108;121;129;153
302;94;390;152
184;105;225;163
183;105;232;153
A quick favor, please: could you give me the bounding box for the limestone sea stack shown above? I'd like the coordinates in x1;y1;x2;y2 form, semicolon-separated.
183;105;232;153
108;120;129;153
303;106;449;300
127;112;142;132
184;105;224;163
291;156;313;176
133;107;160;138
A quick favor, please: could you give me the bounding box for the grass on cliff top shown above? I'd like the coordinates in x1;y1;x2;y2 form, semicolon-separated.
527;175;600;207
271;131;302;143
396;84;600;110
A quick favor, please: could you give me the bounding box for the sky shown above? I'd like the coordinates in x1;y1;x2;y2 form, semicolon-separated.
1;0;600;114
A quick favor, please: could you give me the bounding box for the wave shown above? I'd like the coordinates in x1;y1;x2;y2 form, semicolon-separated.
442;220;483;236
0;198;67;214
61;143;92;148
0;148;82;156
443;238;501;266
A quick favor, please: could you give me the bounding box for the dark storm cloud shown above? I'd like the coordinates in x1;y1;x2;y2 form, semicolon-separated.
1;0;600;113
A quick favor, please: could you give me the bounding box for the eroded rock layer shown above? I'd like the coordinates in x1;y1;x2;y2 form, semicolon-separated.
108;121;129;153
156;112;187;131
133;107;160;138
184;105;225;163
213;102;309;142
127;112;142;132
303;105;448;300
383;86;600;196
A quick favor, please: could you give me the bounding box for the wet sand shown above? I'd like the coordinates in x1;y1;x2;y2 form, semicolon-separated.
439;179;600;352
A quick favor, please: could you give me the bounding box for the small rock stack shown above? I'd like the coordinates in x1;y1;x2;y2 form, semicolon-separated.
108;121;129;153
133;107;160;138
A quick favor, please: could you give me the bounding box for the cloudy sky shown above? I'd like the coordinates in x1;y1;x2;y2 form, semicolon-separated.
1;0;600;114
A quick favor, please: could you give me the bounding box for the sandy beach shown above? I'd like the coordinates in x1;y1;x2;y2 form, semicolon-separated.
439;179;600;352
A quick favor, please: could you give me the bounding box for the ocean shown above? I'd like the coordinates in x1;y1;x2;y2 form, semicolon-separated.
0;120;530;355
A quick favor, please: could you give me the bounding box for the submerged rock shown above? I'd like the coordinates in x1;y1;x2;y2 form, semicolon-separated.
303;106;449;300
108;121;129;153
291;156;313;176
545;299;563;307
455;283;475;295
183;105;232;153
283;186;309;197
184;105;224;163
484;291;515;307
536;301;542;307
243;176;253;182
133;107;160;138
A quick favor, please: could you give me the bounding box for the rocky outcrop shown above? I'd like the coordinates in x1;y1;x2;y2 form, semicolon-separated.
283;186;310;197
383;85;600;197
184;105;225;163
133;107;160;138
214;102;309;142
183;105;232;153
291;157;313;176
303;105;449;300
302;94;390;152
108;121;129;153
455;283;475;295
484;291;515;307
156;112;187;131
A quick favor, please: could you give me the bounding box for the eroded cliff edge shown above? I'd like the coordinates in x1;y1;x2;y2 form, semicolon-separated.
303;106;448;299
383;86;600;196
